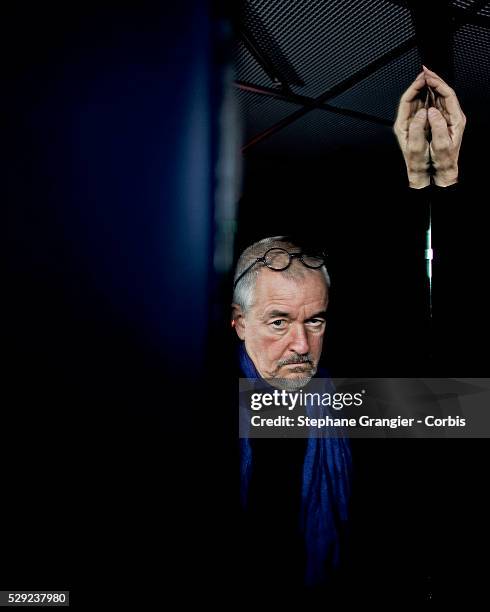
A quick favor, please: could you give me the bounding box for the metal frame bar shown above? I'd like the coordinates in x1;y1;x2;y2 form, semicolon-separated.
238;4;305;90
235;81;392;127
240;24;289;90
241;36;417;153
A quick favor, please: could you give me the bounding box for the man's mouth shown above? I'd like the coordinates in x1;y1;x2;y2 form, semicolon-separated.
283;364;312;372
270;358;316;381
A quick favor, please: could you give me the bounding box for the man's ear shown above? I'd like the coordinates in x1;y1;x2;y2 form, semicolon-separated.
231;303;246;340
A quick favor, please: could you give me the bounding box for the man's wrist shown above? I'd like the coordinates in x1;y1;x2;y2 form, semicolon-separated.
408;172;430;189
433;168;459;187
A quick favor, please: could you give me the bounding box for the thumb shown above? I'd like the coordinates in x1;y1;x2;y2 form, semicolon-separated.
428;107;449;146
408;108;428;150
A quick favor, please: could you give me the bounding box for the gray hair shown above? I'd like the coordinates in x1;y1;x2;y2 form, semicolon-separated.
232;236;331;312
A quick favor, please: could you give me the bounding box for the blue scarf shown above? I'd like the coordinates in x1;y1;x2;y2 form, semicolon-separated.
239;342;352;586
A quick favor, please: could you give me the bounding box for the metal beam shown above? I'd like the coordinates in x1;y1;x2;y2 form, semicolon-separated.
240;25;289;90
241;36;417;154
239;4;305;89
235;80;393;127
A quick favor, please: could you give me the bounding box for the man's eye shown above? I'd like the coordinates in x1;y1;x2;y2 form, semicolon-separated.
270;319;287;329
307;319;325;327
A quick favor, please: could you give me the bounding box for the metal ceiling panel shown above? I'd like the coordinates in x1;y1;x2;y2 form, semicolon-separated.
329;47;422;122
452;0;477;8
477;2;490;16
249;107;394;158
235;0;490;159
235;88;301;143
234;40;271;88
454;23;490;109
241;0;415;98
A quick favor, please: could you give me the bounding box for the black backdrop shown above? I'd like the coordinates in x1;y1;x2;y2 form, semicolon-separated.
237;133;487;376
233;131;489;602
4;2;222;607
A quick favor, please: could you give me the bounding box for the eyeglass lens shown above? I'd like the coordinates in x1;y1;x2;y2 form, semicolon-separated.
263;248;324;270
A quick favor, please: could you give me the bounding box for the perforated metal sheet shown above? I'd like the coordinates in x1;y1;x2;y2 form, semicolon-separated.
329;47;422;122
250;107;395;158
452;0;477;9
241;0;415;98
477;1;490;16
454;23;490;109
235;88;301;143
234;40;271;88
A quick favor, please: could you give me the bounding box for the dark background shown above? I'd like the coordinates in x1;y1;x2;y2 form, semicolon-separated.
3;0;489;606
3;2;224;607
232;0;490;604
233;1;490;603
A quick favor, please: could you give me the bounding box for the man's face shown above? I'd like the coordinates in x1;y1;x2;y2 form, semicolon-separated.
234;266;328;387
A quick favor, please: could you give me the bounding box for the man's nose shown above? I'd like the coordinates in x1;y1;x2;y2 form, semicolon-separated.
288;323;310;355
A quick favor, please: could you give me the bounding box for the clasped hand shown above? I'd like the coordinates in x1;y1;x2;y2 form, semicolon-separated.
394;66;466;189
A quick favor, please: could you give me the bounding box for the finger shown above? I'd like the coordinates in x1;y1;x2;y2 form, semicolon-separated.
426;78;464;126
428;86;436;108
423;72;464;122
395;73;426;127
427;107;450;147
399;72;426;103
422;66;454;85
423;73;454;99
426;80;463;126
408;108;428;151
